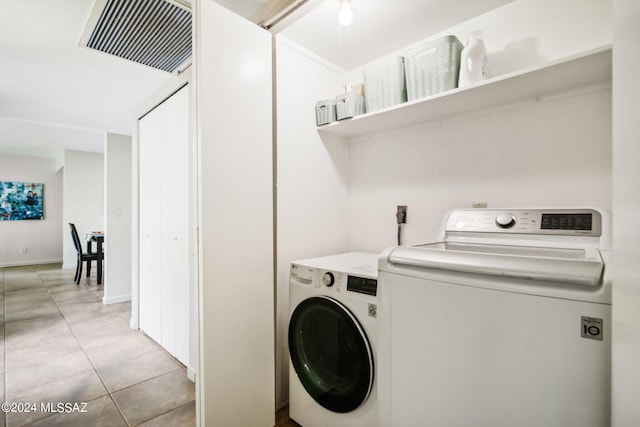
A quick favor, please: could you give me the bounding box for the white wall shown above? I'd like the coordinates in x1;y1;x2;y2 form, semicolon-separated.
196;1;274;425
612;0;640;425
341;0;613;251
104;133;132;304
275;36;349;408
0;154;63;266
62;149;104;269
346;89;612;251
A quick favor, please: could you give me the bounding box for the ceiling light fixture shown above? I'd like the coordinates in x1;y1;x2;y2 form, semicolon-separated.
338;0;353;26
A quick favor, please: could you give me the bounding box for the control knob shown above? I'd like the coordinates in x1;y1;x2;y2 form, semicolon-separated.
495;213;516;228
322;272;335;287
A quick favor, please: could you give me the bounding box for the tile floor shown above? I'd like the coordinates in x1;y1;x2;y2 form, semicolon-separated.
0;263;195;427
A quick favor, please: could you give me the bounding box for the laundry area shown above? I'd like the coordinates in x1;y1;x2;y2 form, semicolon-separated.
131;0;629;422
2;0;638;426
272;0;617;426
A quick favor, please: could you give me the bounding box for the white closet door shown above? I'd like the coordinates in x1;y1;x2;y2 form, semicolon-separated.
139;85;190;365
138;105;164;344
172;87;191;366
159;86;190;364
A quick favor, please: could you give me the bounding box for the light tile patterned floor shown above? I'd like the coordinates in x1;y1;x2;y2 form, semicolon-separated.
0;264;195;427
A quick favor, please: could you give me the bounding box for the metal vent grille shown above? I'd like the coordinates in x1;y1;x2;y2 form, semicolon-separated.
83;0;192;73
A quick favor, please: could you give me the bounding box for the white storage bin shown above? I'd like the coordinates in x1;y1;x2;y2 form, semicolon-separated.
336;92;365;120
363;57;407;112
405;35;463;101
315;99;337;126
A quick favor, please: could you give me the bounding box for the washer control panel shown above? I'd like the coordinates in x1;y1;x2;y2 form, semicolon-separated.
289;265;378;297
315;270;377;296
445;209;602;236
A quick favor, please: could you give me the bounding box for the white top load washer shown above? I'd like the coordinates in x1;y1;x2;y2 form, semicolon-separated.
378;208;611;427
289;252;379;427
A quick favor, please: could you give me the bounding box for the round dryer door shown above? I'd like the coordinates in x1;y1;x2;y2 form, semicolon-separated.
288;296;374;413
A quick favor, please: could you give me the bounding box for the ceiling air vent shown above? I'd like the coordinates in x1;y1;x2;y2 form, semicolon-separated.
80;0;192;74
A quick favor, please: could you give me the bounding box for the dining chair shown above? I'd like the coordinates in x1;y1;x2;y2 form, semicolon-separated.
69;223;98;285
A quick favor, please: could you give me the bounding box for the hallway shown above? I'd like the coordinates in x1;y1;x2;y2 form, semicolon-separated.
0;264;195;426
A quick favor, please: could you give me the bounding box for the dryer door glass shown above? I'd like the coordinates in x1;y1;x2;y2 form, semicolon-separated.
288;296;374;413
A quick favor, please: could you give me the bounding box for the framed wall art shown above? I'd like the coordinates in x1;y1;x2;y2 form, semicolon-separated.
0;181;44;220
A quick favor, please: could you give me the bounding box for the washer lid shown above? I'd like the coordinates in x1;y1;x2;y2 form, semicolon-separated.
388;243;604;286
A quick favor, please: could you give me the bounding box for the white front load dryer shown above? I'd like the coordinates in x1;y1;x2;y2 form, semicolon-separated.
288;252;379;427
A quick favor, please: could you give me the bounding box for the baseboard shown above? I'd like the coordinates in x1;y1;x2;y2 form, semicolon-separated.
0;258;63;268
102;294;132;305
187;367;196;382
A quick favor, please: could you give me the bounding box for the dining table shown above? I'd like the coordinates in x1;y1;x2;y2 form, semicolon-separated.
85;231;104;285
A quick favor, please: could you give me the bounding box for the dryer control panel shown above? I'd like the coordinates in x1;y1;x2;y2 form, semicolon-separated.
445;208;602;236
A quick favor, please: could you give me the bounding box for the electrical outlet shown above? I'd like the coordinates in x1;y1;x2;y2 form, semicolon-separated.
396;205;407;224
19;247;28;254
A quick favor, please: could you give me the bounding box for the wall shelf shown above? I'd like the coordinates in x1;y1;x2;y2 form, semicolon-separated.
317;46;612;139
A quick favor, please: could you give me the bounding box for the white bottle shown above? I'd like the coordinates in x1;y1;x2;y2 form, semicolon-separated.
458;31;490;88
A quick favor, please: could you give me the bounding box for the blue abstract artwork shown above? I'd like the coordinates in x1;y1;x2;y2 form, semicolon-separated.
0;182;44;221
